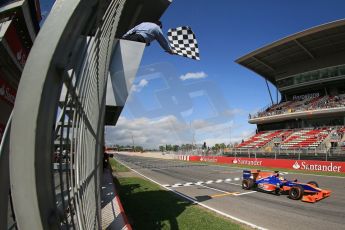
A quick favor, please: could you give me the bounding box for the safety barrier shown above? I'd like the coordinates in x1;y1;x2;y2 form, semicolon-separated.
183;155;345;173
101;168;131;229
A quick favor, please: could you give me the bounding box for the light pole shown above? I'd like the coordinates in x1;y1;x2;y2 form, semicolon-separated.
229;125;232;148
190;121;195;151
131;134;134;151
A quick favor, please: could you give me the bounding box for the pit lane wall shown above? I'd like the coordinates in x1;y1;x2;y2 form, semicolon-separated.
180;155;345;173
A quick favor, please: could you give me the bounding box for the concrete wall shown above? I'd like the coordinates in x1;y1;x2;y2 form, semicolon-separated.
105;39;145;125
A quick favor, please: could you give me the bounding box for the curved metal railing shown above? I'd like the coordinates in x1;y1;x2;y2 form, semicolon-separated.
0;113;16;230
10;0;125;229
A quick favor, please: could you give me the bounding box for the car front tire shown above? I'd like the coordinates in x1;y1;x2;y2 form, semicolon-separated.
289;185;304;200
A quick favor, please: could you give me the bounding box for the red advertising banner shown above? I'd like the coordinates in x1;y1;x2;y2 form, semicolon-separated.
0;73;16;106
5;21;29;67
187;155;345;173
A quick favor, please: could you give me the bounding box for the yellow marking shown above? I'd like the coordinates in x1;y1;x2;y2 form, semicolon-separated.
211;192;239;198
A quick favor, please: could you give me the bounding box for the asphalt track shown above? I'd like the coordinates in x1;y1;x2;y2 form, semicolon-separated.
114;154;345;230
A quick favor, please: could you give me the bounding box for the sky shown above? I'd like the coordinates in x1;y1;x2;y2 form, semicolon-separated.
40;0;345;149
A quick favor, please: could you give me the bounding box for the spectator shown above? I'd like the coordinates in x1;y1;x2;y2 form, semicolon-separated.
122;21;174;54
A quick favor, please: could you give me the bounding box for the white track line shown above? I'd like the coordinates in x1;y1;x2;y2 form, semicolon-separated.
226;182;241;186
234;191;257;196
198;184;257;197
115;157;267;230
198;184;230;194
164;178;238;187
172;184;182;188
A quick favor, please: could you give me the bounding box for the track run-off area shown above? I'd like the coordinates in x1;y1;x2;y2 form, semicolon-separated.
114;154;345;230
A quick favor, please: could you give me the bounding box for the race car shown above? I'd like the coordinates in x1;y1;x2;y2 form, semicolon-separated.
242;170;331;203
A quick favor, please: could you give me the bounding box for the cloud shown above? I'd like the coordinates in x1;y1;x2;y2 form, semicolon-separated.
199;127;255;147
191;119;212;129
105;115;255;149
105;116;189;148
222;108;245;117
131;79;148;92
180;71;207;81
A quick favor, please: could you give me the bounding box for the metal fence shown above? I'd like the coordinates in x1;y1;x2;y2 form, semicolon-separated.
9;0;125;229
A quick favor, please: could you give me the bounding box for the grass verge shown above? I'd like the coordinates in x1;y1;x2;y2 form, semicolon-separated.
112;159;246;230
115;177;245;230
109;157;129;172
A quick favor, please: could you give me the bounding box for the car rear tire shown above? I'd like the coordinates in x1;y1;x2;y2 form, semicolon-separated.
289;185;304;200
242;179;254;190
307;181;319;188
274;187;281;196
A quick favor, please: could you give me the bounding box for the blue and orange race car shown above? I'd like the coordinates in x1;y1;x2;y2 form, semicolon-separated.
242;170;331;203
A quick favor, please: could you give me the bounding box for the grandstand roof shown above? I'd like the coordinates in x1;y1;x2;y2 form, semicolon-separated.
236;19;345;86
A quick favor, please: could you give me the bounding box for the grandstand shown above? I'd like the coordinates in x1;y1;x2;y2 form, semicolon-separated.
235;19;345;157
0;0;41;141
252;94;345;119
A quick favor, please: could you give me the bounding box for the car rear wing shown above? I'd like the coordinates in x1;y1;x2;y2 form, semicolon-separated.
243;169;273;181
243;170;252;179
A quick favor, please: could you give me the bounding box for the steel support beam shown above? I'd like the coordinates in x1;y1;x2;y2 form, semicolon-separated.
294;39;315;59
252;56;275;72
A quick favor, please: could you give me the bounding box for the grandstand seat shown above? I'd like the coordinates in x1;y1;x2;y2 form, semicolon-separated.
280;128;330;149
236;130;283;149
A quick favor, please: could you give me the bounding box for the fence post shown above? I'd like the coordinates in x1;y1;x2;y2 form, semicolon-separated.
298;150;300;160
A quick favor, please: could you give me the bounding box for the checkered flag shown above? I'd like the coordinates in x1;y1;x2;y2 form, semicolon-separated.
167;26;200;60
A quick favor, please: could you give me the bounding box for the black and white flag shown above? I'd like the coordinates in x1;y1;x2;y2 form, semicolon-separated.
167;26;200;60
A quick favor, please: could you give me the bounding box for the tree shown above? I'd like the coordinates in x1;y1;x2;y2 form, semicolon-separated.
219;143;226;149
159;145;165;152
134;146;143;152
173;145;179;152
165;144;173;151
